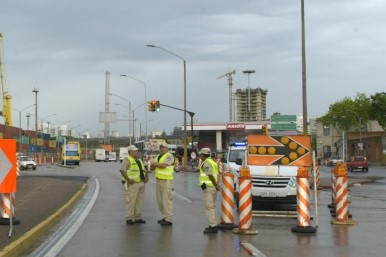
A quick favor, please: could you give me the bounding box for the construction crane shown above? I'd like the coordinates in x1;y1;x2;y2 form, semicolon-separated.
217;70;235;122
0;33;13;126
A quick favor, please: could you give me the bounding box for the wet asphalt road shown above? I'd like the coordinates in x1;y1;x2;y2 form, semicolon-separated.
21;163;386;257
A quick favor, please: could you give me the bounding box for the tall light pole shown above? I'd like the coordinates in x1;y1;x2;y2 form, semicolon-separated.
301;0;308;135
120;74;148;139
57;120;71;159
111;93;132;144
14;104;35;153
115;103;133;144
40;113;56;156
345;110;362;154
147;44;188;170
243;70;255;121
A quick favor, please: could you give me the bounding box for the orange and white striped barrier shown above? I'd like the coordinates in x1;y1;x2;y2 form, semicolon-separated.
218;172;238;230
291;167;316;233
233;165;257;235
0;193;20;225
0;159;21;226
215;158;223;174
328;168;337;210
332;163;356;225
314;165;320;188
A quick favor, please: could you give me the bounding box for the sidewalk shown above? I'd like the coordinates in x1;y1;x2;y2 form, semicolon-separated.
0;175;88;257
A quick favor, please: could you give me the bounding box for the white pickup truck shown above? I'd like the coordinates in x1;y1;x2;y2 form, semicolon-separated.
224;140;299;211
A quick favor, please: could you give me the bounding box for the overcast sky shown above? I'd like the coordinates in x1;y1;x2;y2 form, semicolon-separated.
1;0;385;137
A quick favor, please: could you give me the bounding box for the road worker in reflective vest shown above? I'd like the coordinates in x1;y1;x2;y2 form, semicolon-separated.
119;145;148;225
150;142;175;226
198;148;220;234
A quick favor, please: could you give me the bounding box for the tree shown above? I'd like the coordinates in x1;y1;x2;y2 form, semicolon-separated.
319;93;371;132
369;92;386;131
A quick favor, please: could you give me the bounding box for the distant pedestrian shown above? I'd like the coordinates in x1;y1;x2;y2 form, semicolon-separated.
120;145;148;225
150;142;175;226
198;148;220;234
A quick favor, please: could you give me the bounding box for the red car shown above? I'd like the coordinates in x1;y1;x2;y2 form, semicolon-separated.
348;156;369;172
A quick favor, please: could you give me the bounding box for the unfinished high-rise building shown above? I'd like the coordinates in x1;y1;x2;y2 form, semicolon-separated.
235;88;268;121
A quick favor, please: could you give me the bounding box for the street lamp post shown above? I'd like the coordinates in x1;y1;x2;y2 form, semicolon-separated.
40;113;56;157
120;74;148;140
56;120;71;161
115;103;135;144
301;0;309;135
14;104;35;154
110;93;132;144
345;110;362;154
242;70;255;121
147;44;188;170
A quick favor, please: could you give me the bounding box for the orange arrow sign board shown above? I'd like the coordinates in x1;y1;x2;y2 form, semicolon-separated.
247;135;312;167
0;140;17;193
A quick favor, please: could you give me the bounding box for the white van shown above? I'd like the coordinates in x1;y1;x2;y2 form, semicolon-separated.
119;147;128;163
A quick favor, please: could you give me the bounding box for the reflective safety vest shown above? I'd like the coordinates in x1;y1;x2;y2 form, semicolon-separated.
123;155;145;183
199;158;218;187
154;153;174;180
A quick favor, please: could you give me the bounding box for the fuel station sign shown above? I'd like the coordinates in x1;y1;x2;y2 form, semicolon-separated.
247;135;311;167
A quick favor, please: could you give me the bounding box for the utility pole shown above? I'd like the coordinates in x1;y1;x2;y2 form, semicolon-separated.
217;70;236;122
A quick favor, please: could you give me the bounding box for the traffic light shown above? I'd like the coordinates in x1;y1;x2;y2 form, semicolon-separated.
147;100;160;112
155;100;160;112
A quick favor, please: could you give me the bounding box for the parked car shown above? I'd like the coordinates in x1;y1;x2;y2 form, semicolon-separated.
18;156;37;171
327;156;344;167
348;156;368;172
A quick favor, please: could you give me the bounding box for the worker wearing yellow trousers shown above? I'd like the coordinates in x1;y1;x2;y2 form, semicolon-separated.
198;148;220;234
151;142;175;226
120;145;148;225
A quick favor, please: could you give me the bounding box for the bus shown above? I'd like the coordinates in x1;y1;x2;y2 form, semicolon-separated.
61;141;81;165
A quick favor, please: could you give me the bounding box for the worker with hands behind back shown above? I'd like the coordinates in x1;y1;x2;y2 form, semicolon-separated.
198;148;220;234
120;145;148;225
150;142;175;226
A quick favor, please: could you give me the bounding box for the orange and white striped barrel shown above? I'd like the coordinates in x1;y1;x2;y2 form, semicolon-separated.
314;165;320;188
335;176;349;221
216;158;223;174
0;193;15;219
291;167;316;233
218;172;237;229
0;193;20;225
328;168;337;210
0;159;21;225
238;176;252;230
332;163;356;224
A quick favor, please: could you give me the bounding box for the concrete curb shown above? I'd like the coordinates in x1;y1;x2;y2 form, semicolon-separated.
0;182;88;257
316;177;382;190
